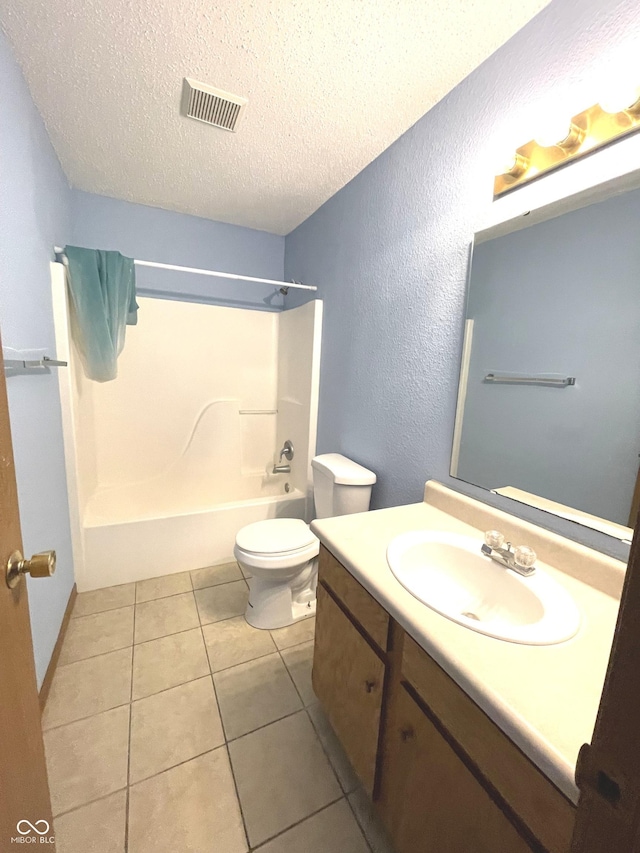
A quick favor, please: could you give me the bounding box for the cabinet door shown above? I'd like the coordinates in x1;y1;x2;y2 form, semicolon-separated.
379;685;534;853
312;583;385;794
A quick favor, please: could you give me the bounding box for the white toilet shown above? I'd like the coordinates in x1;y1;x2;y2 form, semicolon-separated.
234;453;376;629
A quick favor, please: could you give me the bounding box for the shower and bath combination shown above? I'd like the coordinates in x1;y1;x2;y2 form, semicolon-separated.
51;261;323;591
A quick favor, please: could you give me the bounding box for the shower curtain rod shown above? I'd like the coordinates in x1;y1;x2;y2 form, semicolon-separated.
53;248;317;292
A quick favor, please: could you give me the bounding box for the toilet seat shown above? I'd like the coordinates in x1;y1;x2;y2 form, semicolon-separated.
234;518;319;573
235;518;317;558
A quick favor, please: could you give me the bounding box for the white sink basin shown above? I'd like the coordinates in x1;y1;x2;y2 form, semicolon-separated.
386;530;580;645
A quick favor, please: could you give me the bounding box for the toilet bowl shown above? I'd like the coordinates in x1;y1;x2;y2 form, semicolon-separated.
234;453;376;630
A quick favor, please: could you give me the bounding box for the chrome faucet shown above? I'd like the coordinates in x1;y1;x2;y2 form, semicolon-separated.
480;530;537;577
272;440;294;474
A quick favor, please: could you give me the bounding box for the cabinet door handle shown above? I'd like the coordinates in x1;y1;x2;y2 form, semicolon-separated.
364;679;377;693
400;726;414;742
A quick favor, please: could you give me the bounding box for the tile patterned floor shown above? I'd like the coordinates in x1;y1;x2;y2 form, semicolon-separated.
44;563;395;853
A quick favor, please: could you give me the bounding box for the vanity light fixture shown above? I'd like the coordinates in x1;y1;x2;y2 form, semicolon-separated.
494;88;640;196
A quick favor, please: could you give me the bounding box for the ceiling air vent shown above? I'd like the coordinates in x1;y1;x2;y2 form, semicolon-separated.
182;78;247;132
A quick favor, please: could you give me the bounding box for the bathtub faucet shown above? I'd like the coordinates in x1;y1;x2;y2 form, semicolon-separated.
273;440;294;474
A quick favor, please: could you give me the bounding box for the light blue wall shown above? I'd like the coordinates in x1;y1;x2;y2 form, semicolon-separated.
285;0;640;560
0;29;75;686
72;191;285;311
457;189;640;526
0;31;286;687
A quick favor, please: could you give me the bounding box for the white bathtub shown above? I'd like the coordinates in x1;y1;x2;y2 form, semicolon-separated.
81;482;306;591
78;400;307;590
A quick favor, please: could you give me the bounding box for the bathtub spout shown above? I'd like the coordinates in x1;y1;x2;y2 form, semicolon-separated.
272;463;291;474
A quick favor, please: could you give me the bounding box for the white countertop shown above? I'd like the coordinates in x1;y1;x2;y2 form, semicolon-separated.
311;486;623;804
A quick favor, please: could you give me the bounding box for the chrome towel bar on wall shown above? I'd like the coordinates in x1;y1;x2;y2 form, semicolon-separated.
484;373;576;387
4;355;68;371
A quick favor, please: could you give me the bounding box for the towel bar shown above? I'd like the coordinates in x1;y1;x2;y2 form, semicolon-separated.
484;373;575;387
4;356;68;370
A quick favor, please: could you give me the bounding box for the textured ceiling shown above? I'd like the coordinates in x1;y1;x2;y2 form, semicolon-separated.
1;0;550;235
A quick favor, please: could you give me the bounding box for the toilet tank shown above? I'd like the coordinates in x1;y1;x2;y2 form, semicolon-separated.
311;453;377;519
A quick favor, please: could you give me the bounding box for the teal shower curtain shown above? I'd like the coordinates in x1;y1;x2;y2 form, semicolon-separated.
64;245;138;382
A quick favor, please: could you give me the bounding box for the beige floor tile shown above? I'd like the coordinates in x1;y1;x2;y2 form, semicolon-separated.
255;799;369;853
128;749;247;853
214;653;302;740
202;614;276;672
132;628;209;700
307;703;360;793
134;592;199;644
194;580;249;625
280;640;316;706
43;648;132;730
348;787;396;853
135;572;192;603
130;677;224;783
229;710;341;847
191;562;242;590
73;584;135;618
59;607;134;665
44;706;130;816
53;790;126;853
269;616;315;650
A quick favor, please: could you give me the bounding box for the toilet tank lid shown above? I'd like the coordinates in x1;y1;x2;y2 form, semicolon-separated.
311;453;376;485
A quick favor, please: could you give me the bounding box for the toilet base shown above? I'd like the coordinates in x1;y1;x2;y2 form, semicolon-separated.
244;560;318;630
245;595;316;630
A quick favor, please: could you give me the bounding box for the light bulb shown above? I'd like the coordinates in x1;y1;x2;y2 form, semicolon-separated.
535;117;585;151
498;153;518;174
599;86;640;114
496;152;529;179
534;118;575;148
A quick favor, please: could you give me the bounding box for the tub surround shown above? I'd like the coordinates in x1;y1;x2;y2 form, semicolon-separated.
52;269;322;591
310;481;624;804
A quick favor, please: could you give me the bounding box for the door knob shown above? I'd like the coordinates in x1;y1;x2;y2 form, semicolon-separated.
6;550;56;589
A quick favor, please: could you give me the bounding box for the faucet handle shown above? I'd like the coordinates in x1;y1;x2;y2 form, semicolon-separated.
484;530;505;549
514;545;537;570
279;440;294;462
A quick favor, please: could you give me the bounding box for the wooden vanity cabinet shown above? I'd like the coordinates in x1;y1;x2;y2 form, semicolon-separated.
380;683;533;853
398;636;576;853
312;545;577;853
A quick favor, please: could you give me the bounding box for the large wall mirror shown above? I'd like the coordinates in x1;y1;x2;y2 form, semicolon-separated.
451;184;640;543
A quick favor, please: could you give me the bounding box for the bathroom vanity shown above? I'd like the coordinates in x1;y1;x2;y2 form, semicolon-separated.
310;482;624;853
